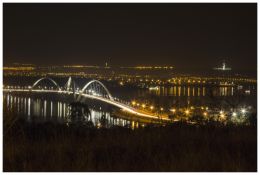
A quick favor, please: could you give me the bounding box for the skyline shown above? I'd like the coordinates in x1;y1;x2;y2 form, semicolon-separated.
4;3;257;72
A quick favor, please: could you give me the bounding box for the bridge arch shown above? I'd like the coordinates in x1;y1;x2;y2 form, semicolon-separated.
79;80;113;101
31;77;60;89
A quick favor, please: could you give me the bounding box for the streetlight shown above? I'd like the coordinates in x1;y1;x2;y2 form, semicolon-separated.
142;104;146;109
220;114;225;119
150;106;154;110
241;108;246;114
131;101;136;106
232;112;237;117
185;109;190;115
170;108;176;113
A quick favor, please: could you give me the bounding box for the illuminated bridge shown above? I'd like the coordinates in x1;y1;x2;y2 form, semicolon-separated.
3;77;169;121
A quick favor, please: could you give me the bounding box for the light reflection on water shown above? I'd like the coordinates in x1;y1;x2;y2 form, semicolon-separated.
3;83;256;128
149;86;235;97
3;94;139;129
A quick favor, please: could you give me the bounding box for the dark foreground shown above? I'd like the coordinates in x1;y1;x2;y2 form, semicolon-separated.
4;119;257;172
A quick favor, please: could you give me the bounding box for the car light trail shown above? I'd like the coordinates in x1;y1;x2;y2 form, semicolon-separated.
3;88;169;121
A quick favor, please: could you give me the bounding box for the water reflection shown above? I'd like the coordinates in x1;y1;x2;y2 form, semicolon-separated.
28;98;31;116
3;94;137;129
150;86;235;97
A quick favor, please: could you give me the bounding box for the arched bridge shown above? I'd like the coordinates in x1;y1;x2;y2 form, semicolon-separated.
3;77;169;121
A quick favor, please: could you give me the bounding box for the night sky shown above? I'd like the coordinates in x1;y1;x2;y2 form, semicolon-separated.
3;3;257;71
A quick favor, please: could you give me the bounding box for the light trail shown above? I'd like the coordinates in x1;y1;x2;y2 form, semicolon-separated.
3;88;170;121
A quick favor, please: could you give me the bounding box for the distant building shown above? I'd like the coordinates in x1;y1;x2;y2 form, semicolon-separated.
213;60;231;71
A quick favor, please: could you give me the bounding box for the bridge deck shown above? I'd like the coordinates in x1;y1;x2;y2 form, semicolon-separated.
3;88;170;121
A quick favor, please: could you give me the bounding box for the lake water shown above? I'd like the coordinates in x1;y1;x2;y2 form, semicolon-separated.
3;93;143;129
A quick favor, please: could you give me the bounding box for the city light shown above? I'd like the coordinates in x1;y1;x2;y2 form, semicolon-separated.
220;114;225;119
3;75;256;124
241;108;246;114
170;108;176;113
2;4;257;171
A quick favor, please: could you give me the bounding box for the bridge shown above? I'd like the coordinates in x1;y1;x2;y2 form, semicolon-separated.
3;77;170;121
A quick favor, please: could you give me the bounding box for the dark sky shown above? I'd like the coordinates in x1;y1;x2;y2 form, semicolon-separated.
3;3;257;71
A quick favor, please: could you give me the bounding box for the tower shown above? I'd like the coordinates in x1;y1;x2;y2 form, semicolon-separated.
213;60;231;71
